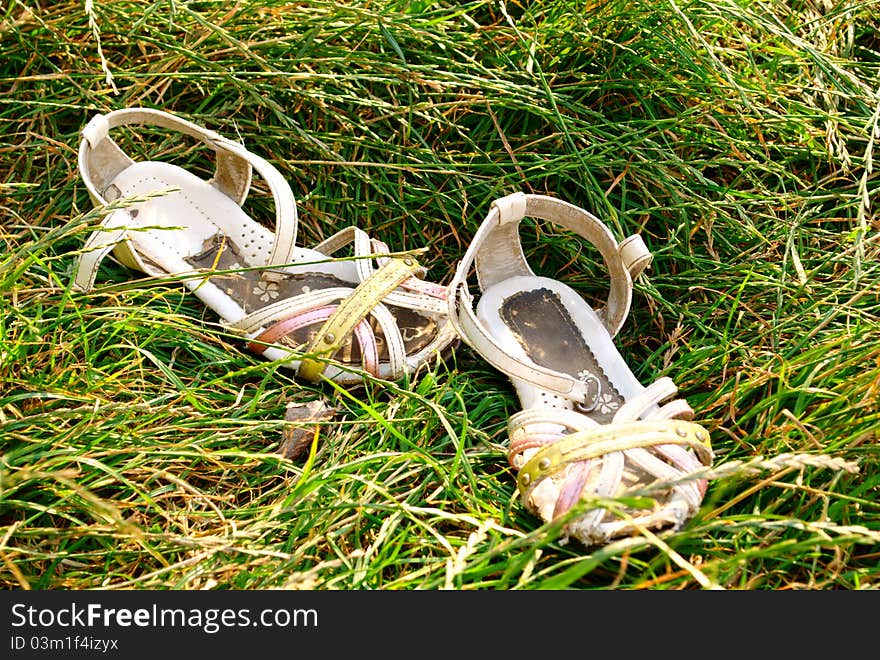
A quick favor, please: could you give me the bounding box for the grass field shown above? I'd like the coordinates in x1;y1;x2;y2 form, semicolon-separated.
2;0;879;590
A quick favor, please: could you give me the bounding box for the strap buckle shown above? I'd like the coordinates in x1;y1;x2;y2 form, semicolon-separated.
574;374;601;413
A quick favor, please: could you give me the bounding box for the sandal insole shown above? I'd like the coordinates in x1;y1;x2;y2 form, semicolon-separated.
499;287;625;423
477;275;648;424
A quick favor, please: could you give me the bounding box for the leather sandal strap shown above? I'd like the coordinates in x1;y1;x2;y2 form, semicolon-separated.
249;305;381;377
516;419;713;502
72;208;133;292
475;193;650;334
449;276;604;408
297;256;423;382
229;287;360;334
74;108;299;291
79;108;253;207
315;226;448;315
448;192;653;405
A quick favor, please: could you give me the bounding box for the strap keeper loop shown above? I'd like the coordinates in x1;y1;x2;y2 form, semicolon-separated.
491;192;527;225
619;234;653;280
81;114;110;148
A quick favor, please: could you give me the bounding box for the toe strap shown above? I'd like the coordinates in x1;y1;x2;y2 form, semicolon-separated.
516;419;713;503
295;256;424;382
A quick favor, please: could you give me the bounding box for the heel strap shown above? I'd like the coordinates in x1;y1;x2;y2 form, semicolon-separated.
74;108;300;290
79;108;254;207
447;192;653;406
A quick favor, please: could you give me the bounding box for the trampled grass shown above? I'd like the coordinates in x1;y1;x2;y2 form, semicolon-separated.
1;0;879;590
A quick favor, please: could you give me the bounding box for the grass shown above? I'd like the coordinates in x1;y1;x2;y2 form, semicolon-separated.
1;0;879;590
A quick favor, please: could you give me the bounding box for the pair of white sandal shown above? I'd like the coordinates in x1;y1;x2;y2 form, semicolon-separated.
72;108;713;547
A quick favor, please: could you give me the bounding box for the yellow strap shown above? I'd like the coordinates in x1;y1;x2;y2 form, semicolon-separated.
297;256;422;382
517;420;713;499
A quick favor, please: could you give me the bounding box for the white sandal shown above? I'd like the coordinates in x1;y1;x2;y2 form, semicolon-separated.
72;108;456;384
448;192;713;546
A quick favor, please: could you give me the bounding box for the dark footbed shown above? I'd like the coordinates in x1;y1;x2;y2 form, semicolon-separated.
499;287;623;423
185;235;438;364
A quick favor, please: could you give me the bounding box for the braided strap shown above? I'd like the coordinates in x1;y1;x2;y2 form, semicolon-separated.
509;413;713;545
247;306;380;377
517;419;712;497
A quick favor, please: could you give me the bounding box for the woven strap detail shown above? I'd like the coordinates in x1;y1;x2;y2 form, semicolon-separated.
247;305;380;377
506;377;711;542
516;419;712;502
297;256;423;382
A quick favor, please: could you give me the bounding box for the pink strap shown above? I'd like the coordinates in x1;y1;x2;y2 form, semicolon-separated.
508;433;562;467
248;305;379;377
372;238;448;300
399;278;448;299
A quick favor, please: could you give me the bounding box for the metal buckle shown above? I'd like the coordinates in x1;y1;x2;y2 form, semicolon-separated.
574;374;601;413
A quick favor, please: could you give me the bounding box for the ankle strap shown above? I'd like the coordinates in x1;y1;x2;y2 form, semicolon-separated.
77;107;299;276
447;192;653;407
